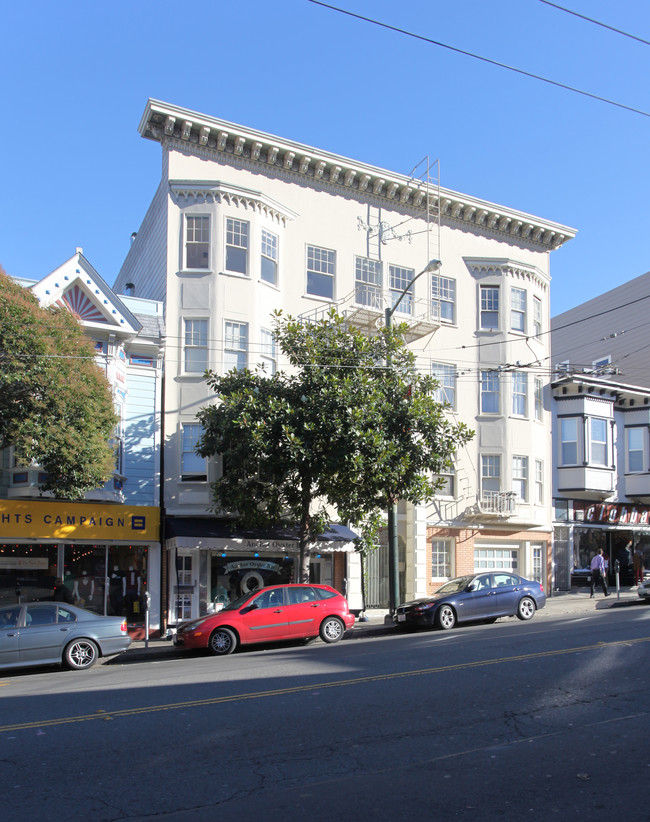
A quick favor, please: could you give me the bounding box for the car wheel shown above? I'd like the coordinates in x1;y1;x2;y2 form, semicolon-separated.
435;604;456;630
208;627;237;656
64;638;99;670
319;616;345;644
516;596;536;621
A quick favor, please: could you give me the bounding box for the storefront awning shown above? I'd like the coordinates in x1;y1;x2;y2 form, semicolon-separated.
164;518;359;552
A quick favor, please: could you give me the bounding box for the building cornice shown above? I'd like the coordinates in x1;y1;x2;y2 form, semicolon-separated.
139;99;577;252
169;180;299;225
463;257;549;291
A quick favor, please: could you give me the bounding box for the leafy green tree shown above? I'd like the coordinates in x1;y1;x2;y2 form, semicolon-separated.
197;310;473;582
0;266;118;499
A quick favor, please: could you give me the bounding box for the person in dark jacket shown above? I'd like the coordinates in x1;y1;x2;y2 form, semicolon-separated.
53;578;74;604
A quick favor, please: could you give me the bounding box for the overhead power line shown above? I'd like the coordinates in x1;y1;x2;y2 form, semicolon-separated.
538;0;650;47
307;0;650;118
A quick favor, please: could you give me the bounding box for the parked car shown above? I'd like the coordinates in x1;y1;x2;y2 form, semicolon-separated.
174;583;356;655
0;602;131;671
637;579;650;602
394;572;546;630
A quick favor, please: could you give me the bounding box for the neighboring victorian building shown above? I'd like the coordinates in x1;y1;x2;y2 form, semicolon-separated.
551;272;650;590
0;249;165;635
114;99;575;625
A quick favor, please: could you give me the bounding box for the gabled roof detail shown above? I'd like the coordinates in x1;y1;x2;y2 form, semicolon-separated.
58;284;109;323
139;99;577;251
30;249;142;336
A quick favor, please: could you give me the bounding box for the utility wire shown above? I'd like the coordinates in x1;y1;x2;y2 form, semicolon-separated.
307;0;650;118
538;0;650;47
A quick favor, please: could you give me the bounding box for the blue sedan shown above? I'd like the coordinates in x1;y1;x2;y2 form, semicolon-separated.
394;572;546;630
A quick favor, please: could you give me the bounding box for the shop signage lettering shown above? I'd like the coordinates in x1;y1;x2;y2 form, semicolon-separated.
224;560;280;573
0;501;159;541
583;503;650;525
243;540;295;550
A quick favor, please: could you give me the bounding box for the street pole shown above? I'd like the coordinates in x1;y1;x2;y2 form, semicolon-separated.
384;259;441;618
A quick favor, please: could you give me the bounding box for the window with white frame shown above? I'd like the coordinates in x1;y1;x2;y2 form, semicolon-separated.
627;427;645;473
481;370;500;414
431;274;456;323
510;287;527;333
511;372;527;416
261;229;278;285
306;245;335;299
174;555;193;621
560;417;579;465
431;362;456;409
355;257;382;308
225;218;249;274
481;454;501;496
535;459;544;504
181;423;207;482
590;417;608;466
480;285;499;330
431;539;452;578
532;544;543;583
435;462;455;497
532;296;542;338
534;377;543;421
389;265;414;315
224;321;248;371
259;328;277;374
185;215;210;269
183;318;208;373
512;455;528;501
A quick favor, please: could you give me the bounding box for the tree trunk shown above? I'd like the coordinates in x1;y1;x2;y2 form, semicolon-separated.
298;482;311;584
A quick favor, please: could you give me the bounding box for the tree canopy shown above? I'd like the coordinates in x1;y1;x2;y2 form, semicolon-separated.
197;310;473;582
0;266;118;499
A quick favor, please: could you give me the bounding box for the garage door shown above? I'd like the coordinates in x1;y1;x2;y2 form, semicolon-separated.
474;547;519;573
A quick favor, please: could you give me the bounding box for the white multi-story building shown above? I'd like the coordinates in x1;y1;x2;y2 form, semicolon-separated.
1;249;164;634
115;99;575;625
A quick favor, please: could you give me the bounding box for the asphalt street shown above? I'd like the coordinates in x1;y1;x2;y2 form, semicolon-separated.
1;592;648;822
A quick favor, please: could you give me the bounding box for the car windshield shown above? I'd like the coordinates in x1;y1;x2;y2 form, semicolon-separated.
219;592;255;612
436;576;475;595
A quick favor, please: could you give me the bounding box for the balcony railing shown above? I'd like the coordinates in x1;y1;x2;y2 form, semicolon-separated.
299;288;442;342
478;491;518;516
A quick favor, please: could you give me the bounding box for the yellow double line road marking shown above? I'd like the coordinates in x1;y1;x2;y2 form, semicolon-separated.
1;635;648;734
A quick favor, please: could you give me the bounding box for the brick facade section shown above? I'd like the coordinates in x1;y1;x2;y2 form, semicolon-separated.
426;527;551;595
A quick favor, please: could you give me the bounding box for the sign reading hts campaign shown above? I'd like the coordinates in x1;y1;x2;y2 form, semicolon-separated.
0;500;160;541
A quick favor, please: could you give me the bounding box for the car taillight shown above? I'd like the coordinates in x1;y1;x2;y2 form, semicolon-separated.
539;584;544;592
120;620;128;633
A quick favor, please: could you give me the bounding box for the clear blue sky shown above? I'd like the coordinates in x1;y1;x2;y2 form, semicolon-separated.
2;0;648;316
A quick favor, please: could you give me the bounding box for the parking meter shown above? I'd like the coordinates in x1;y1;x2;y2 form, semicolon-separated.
614;559;621;598
144;590;151;647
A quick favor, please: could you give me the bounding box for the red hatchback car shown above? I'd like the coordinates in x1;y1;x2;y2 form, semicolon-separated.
173;584;356;656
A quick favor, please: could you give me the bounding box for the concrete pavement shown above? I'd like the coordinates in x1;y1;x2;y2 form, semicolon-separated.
119;586;647;663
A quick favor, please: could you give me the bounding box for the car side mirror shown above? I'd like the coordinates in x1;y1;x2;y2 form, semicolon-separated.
242;603;258;614
467;583;477;592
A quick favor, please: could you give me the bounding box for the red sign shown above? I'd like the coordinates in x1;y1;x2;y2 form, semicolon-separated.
574;501;650;525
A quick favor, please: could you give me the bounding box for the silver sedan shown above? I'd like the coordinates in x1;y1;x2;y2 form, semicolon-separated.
0;602;132;671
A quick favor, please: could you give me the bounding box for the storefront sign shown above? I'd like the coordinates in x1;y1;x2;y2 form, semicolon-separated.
224;560;281;573
0;500;160;541
574;501;650;525
0;557;49;570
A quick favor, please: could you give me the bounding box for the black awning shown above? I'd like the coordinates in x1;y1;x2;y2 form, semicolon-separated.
165;518;358;543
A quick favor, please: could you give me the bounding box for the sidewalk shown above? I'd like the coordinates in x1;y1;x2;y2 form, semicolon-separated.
121;587;645;662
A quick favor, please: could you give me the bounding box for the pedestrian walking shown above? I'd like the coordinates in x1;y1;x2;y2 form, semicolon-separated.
590;548;609;598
